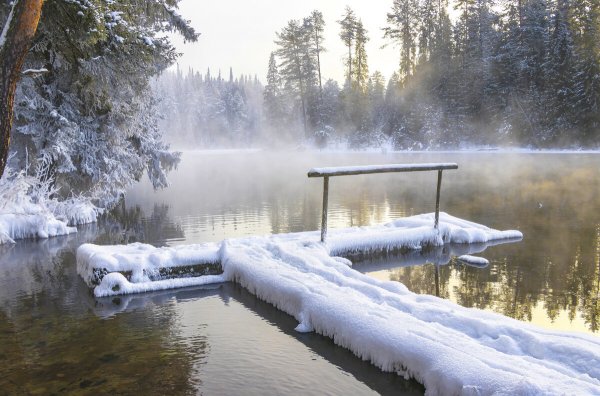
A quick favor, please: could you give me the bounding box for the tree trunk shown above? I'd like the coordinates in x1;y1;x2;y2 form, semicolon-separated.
348;44;352;85
0;0;44;178
315;32;322;99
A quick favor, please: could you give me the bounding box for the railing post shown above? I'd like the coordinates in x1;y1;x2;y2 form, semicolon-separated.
434;264;440;297
434;170;443;229
321;176;329;242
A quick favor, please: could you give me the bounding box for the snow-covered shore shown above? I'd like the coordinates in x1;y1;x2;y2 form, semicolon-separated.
0;169;99;244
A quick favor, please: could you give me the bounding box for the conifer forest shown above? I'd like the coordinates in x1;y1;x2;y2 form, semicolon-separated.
158;1;600;150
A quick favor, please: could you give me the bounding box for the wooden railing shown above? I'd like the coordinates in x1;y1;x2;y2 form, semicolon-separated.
307;163;459;242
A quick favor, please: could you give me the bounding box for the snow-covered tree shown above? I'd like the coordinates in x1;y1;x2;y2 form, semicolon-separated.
2;0;198;207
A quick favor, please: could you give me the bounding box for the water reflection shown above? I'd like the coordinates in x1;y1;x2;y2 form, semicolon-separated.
91;282;425;395
96;202;186;246
0;254;198;395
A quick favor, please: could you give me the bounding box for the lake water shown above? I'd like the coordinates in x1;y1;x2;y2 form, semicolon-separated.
1;150;599;394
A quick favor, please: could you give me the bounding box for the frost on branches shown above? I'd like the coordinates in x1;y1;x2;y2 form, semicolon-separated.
0;166;100;244
0;0;196;213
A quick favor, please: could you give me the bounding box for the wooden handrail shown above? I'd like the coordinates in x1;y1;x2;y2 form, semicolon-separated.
307;163;459;242
308;163;458;177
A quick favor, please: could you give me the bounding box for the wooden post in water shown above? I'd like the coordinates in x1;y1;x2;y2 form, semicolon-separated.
321;176;329;243
434;264;440;297
434;170;443;229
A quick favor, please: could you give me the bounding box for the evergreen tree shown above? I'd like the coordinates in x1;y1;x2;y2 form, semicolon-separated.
352;19;369;92
545;0;577;140
5;0;198;206
308;10;326;96
384;0;419;81
572;0;600;138
263;52;286;132
338;6;357;85
0;0;43;178
275;18;317;139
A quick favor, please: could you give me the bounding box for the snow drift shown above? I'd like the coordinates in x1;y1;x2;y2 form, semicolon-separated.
0;168;99;244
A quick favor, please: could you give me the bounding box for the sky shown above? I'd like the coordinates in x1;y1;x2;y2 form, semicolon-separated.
169;0;400;84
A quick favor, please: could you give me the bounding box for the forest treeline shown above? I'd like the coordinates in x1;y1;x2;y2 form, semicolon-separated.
154;68;263;147
160;1;600;149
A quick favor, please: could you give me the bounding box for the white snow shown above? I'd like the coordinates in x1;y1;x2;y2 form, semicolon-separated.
75;213;600;393
0;212;76;244
77;241;220;286
0;168;99;244
221;236;600;395
0;1;15;48
457;254;490;267
141;36;154;47
327;212;521;256
94;272;226;297
21;68;49;76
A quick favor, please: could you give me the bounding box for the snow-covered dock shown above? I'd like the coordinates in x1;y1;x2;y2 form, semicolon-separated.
76;213;600;394
77;212;519;296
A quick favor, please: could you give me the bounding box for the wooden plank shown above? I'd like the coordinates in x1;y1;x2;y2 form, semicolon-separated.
307;163;458;178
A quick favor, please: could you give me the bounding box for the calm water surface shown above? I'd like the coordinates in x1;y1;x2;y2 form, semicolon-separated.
1;150;599;394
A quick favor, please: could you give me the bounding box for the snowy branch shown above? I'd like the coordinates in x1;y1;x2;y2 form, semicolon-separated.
0;0;16;49
21;67;48;77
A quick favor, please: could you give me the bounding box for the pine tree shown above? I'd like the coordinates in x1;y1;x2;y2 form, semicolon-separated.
308;10;326;96
263;52;286;131
338;6;357;85
572;0;600;138
352;19;369;92
545;0;577;138
275;18;318;139
0;0;43;178
384;0;419;81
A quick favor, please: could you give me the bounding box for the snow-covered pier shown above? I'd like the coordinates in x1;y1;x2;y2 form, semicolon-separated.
76;214;600;394
77;212;520;296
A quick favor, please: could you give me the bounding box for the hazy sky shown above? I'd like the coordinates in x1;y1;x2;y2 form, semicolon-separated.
169;0;400;84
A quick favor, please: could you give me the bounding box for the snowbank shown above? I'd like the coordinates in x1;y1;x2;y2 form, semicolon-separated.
77;214;600;393
457;254;489;267
0;168;99;244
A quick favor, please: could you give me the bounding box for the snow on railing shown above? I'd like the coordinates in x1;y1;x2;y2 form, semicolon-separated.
308;163;459;242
